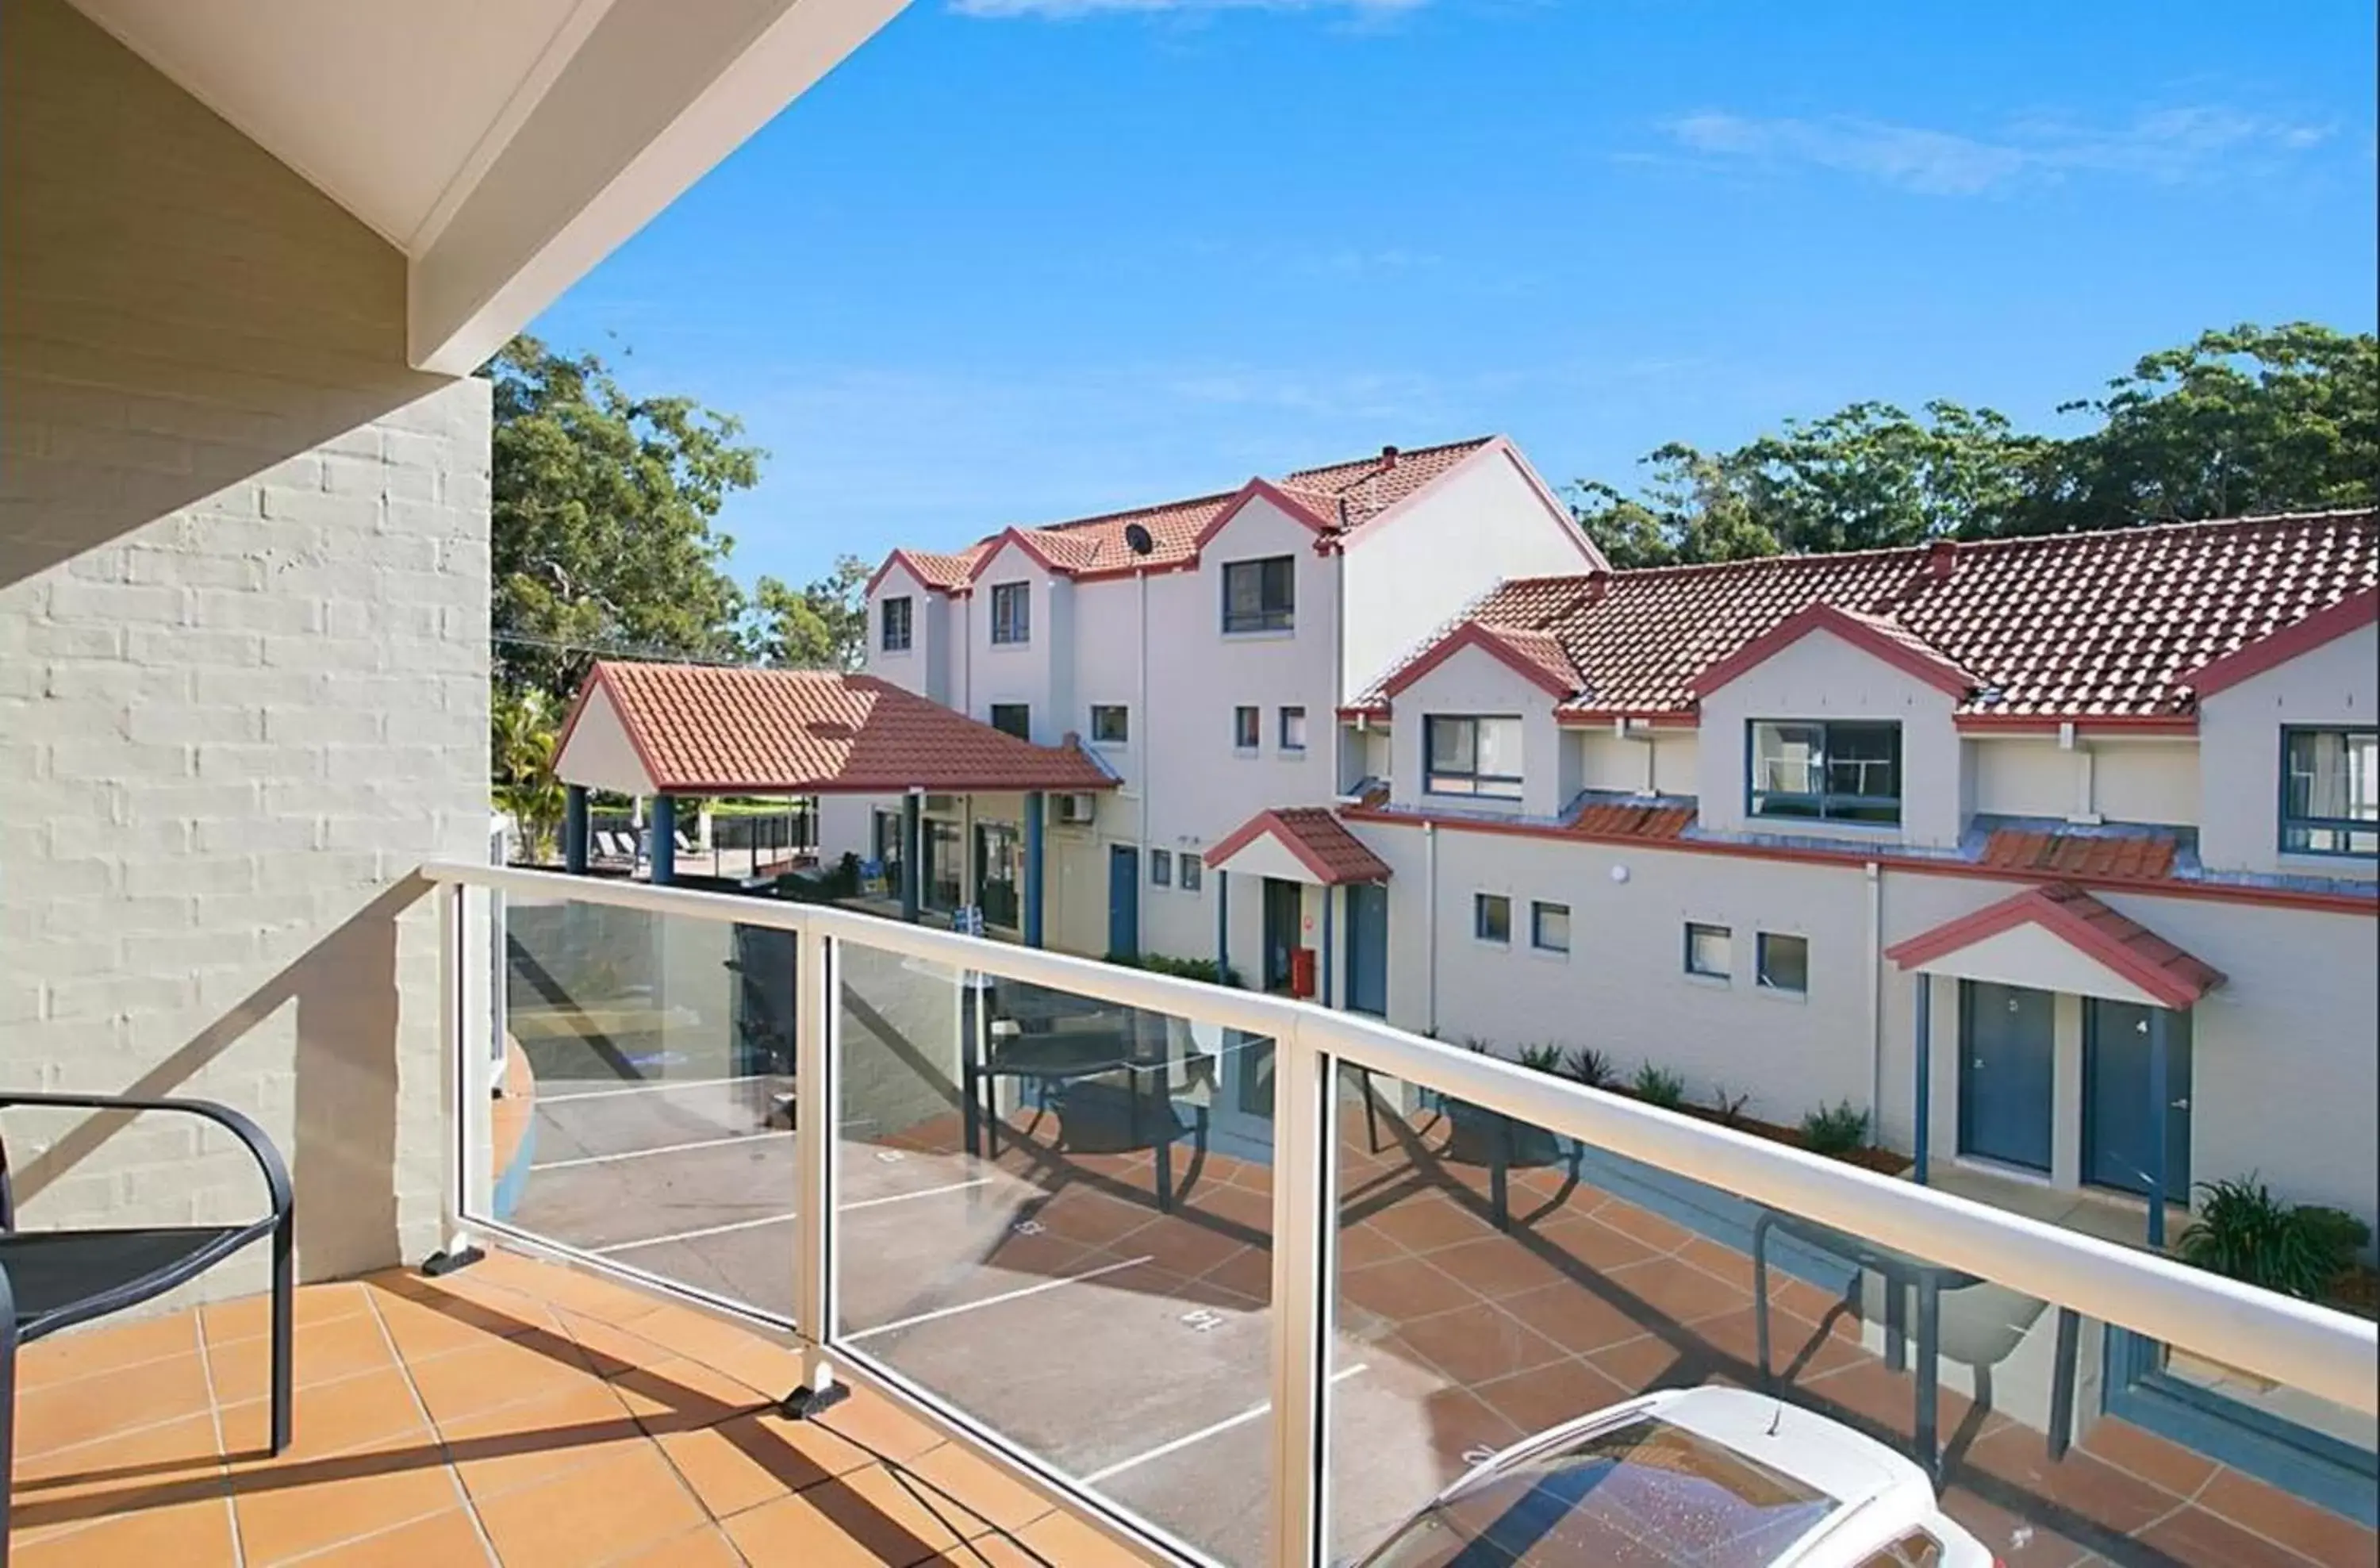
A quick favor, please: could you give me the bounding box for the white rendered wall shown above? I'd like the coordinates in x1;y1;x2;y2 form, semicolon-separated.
2198;622;2377;880
1387;644;1565;820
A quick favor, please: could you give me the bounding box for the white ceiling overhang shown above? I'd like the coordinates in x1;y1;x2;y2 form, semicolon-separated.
69;0;906;375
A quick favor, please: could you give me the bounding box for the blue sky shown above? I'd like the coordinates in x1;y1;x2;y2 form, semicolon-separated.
530;0;2379;590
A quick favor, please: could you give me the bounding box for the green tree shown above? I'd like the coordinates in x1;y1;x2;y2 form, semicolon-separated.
750;554;873;669
489;336;765;704
490;686;565;858
1570;443;1779;568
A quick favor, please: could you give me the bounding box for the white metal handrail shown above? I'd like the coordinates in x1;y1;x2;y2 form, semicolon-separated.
426;859;2380;1566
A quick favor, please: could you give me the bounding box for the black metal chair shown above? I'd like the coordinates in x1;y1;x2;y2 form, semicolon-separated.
0;1091;294;1553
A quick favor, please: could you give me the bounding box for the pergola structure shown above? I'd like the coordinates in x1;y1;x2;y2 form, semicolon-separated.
551;662;1116;943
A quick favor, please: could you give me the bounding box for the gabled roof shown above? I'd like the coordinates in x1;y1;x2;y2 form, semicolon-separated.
1380;621;1580;701
1885;882;2225;1009
1357;510;2377;725
874;437;1500;594
555;662;1118;797
1204;807;1392;886
1691;602;1978;701
2184;584;2378;698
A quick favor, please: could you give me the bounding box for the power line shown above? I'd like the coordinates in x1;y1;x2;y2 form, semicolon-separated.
492;629;758;668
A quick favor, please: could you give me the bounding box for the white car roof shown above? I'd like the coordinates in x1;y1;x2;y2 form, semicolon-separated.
1633;1387;1924;1513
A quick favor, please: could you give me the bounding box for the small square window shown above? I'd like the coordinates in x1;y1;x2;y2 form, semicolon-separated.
989;703;1031;740
1685;922;1731;979
1757;932;1809;994
1090;705;1129;745
1475;893;1511;944
1280;705;1307;752
1178;855;1203;892
1531;901;1570;954
1150;849;1173;887
1233;705;1261;750
880;595;912;653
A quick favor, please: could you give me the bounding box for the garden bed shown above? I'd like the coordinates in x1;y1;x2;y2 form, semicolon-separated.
1668;1101;1914;1176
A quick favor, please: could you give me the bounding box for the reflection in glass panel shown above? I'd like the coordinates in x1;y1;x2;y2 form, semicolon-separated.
498;896;795;1316
835;941;1277;1563
1327;1066;2378;1566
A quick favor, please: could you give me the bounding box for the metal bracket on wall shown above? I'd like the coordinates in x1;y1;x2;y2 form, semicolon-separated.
777;1383;850;1421
420;1246;486;1277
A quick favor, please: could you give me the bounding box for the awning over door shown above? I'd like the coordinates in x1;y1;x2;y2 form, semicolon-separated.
1204;808;1390;887
1885;882;2224;1009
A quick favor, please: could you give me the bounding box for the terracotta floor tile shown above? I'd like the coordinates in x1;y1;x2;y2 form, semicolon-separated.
440;1378;647;1505
13;1492;240;1568
627;1307;806;1396
1126;1215;1250;1278
1952;1421;2175;1537
1675;1236;1760;1290
1420;1235;1581;1300
901;1441;1059;1534
1417;1386;1525;1471
1033;1191;1165;1250
604;1524;750;1566
1195;1244;1273;1301
1591;1201;1694;1255
1017;1508;1157;1568
609;1355;771;1435
1333;1221;1409;1270
809;1386;949;1465
205;1306;398;1401
1526;1212;1659;1274
1581;1331;1686;1394
220;1363;430;1463
1603;1255;1748;1327
1469;1357;1634;1438
1363;1194;1498;1255
13;1351;214;1458
553;1309;679;1381
13;1310;198;1388
726;1462;993;1568
369;1286;553;1363
1177;1181;1271;1233
2194;1466;2373;1565
474;1444;711;1568
231;1447;464;1566
2132;1501;2329;1568
1495;1279;1655;1356
656;1409;876;1517
932;1534;1060;1567
404;1332;605;1427
1339;1255;1477;1324
2075;1414;2217;1499
200;1281;373;1346
1688;1305;1870;1384
1389;1302;1571;1386
295;1507;493;1566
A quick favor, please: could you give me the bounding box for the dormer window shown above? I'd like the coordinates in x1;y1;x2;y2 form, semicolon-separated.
1750;720;1901;826
880;595;912;653
1223;556;1295;634
1425;716;1522;800
990;582;1031;645
2282;727;2378;856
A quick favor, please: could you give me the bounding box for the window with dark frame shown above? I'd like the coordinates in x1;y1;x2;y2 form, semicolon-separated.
2282;727;2378;855
1090;705;1129;745
1750;720;1902;824
1233;705;1261;749
1280;705;1308;752
988;703;1031;740
1756;932;1809;994
1685;921;1732;979
1475;893;1511;943
989;581;1031;644
1425;715;1524;799
1178;855;1202;892
1222;555;1296;633
1532;900;1571;954
880;595;912;652
1150;848;1173;886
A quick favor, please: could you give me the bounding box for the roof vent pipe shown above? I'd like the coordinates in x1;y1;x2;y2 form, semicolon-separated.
1380;444;1399;470
1925;537;1959;580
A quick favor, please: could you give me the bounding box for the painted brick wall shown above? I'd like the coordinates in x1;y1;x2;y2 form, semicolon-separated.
0;0;490;1298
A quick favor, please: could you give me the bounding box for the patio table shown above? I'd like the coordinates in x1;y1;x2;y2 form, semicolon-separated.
961;1001;1201;1212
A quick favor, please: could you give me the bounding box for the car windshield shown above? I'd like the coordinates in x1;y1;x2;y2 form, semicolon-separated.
1360;1413;1841;1568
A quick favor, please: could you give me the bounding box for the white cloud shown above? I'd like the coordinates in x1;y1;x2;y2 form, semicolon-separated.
1661;106;2334;195
952;0;1422;17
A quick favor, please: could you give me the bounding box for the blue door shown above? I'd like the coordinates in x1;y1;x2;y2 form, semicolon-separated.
2084;1000;2193;1198
1345;883;1388;1017
1107;845;1138;959
1958;980;2056;1173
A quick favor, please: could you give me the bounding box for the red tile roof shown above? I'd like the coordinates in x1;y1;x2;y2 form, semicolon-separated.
1979;828;2179;883
1381;621;1581;701
1365;510;2377;723
556;662;1118;796
1204;806;1392;886
875;439;1498;593
1886;882;2225;1009
1564;801;1697;841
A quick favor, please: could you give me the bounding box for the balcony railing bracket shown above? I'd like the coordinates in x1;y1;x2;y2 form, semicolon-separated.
420;1245;486;1278
779;1383;851;1421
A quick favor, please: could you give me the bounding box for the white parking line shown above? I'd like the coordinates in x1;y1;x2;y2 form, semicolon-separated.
595;1212;797;1255
531;1130;793;1170
1082;1363;1369;1485
843;1255;1156;1343
844;1178;995;1211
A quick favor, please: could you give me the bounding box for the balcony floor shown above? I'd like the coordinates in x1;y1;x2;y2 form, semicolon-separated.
6;1255;1142;1567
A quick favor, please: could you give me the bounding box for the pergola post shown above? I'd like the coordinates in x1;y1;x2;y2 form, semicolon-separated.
562;785;589;874
1321;883;1337;1008
1912;972;1933;1186
900;790;922;924
649;794;677;886
1215;868;1228;980
2148;1006;2171;1249
1022;791;1046;948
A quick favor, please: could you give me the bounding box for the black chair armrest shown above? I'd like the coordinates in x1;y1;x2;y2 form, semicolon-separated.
0;1093;293;1232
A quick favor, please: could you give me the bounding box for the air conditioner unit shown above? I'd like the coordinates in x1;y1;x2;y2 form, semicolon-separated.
1054;793;1097;825
924;794;961;814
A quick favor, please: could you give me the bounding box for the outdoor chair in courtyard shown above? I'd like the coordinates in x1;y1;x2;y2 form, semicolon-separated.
0;1090;294;1549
